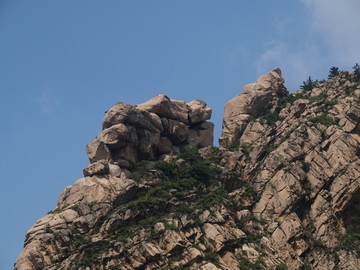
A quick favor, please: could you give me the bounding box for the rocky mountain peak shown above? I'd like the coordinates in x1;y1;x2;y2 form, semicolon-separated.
219;68;288;147
15;69;360;270
86;94;213;172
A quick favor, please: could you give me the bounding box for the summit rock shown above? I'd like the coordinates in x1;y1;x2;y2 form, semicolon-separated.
219;68;288;147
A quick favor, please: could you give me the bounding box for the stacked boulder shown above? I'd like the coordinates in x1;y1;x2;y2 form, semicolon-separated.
85;94;213;175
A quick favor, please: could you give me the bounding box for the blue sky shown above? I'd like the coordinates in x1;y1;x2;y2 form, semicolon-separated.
1;1;359;268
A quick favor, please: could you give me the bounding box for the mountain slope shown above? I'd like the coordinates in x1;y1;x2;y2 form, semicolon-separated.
15;69;360;270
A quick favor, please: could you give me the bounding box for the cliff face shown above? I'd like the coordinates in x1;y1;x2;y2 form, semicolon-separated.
15;70;360;270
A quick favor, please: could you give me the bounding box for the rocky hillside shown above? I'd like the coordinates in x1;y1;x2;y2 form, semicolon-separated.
15;69;360;270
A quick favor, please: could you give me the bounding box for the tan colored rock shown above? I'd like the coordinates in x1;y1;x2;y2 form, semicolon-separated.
103;102;163;132
97;123;138;149
83;160;109;176
113;143;137;165
167;119;189;145
219;68;288;147
58;176;138;206
109;163;121;177
86;140;111;163
187;99;212;124
137;94;189;124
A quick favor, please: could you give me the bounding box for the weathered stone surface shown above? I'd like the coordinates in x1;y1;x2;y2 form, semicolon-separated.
109;163;121;177
83;160;109;176
188;99;212;124
58;176;138;206
158;136;172;154
188;121;214;147
169;119;189;144
15;175;139;270
98;123;138;149
136;128;160;160
103;102;163;132
219;68;288;147
87;95;213;167
137;94;189;124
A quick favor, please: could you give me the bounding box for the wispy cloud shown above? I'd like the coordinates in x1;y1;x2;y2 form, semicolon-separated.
255;0;360;92
37;88;61;113
255;40;324;91
301;0;360;65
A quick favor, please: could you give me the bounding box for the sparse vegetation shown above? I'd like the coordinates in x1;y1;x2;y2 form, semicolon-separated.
238;257;266;270
241;143;254;159
227;141;240;151
308;113;336;126
259;110;282;126
76;240;111;267
276;263;289;270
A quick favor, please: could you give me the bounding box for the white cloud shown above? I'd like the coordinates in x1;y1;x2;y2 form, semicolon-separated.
301;0;360;65
255;40;324;91
255;0;360;91
37;89;61;113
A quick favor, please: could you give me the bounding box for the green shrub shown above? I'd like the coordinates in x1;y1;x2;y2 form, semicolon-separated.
188;161;211;184
76;240;111;267
227;141;240;151
238;257;266;270
178;146;202;163
339;232;360;256
308;113;336;126
241;143;254;158
174;204;195;217
276;263;288;270
243;182;260;202
204;251;219;264
277;93;304;108
259;111;282;126
154;161;177;177
198;188;230;209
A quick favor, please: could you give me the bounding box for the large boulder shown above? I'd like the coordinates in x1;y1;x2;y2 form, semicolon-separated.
161;118;189;145
97;123;138;149
83;160;109;177
137;94;189;124
86;140;111;163
187;99;212;124
219;68;288;147
188;121;214;148
102;102;163;133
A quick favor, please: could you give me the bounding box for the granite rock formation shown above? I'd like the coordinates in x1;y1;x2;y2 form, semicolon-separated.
219;68;288;147
86;94;214;170
15;70;360;270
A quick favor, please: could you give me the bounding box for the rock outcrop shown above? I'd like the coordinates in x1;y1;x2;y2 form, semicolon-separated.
15;70;360;270
86;94;213;170
219;68;288;147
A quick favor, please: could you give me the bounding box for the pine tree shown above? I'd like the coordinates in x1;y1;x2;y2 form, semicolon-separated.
353;63;360;81
328;66;340;79
300;76;316;91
